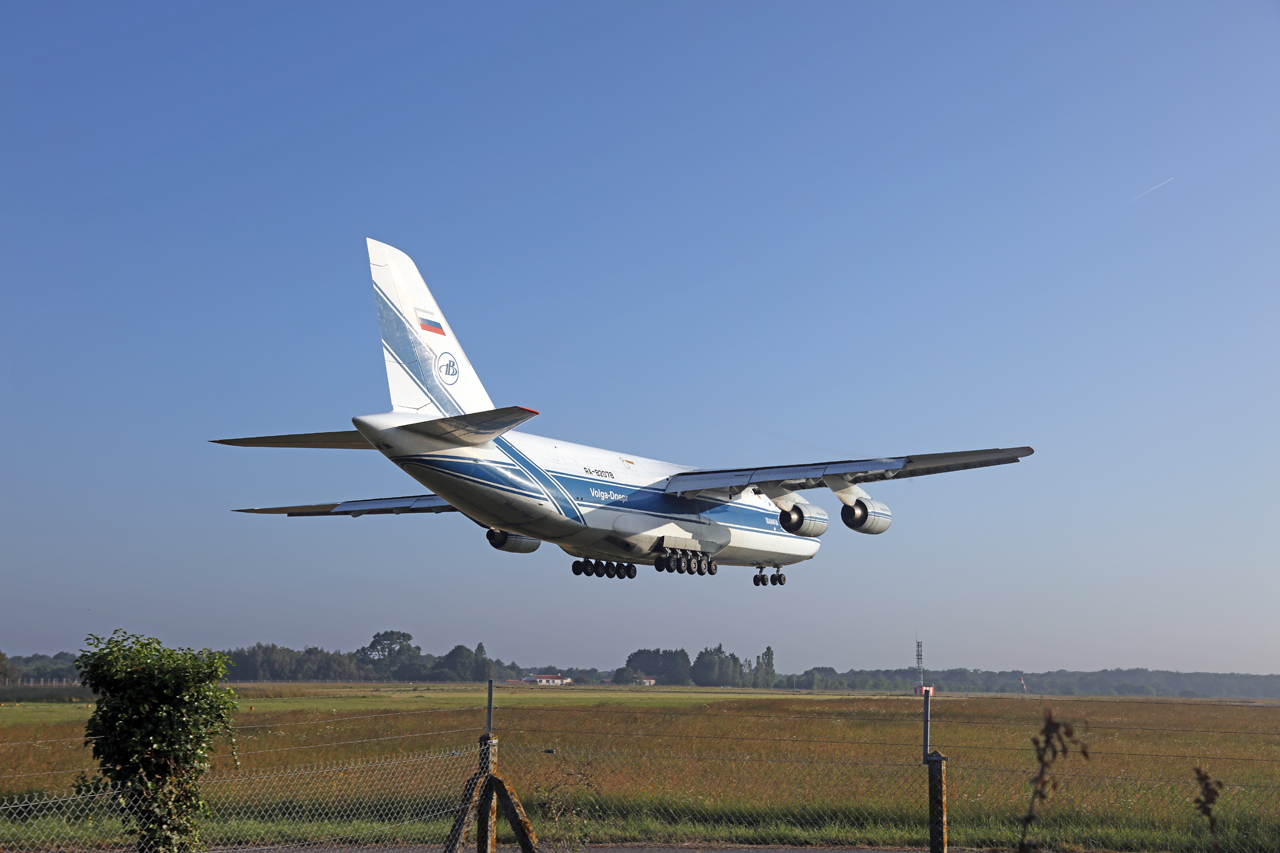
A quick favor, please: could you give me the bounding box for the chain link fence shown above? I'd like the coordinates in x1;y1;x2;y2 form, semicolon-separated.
499;745;1279;853
2;744;483;853
5;712;1280;852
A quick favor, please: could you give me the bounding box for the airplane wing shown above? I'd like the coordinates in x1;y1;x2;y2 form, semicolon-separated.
234;494;458;517
665;447;1034;497
212;430;373;449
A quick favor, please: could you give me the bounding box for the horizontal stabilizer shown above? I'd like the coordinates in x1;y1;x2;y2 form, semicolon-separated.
235;494;457;517
396;405;539;446
212;430;373;450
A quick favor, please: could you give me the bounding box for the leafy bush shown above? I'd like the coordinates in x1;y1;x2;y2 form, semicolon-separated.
76;630;238;853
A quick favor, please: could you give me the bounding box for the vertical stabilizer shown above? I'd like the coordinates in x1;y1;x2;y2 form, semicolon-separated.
367;239;495;417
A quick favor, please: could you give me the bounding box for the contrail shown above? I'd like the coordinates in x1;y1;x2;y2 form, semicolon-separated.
1123;177;1174;206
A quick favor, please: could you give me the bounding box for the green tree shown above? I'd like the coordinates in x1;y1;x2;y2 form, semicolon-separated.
753;646;776;689
471;643;494;682
356;631;421;679
691;644;747;687
612;666;642;685
427;645;476;681
0;649;20;680
76;631;237;853
625;648;692;685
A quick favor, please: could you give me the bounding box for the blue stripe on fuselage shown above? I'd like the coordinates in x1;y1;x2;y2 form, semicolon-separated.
495;438;585;524
398;451;799;539
401;455;547;503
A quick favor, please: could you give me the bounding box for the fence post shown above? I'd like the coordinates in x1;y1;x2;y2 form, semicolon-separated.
923;688;946;853
926;752;947;853
479;681;498;853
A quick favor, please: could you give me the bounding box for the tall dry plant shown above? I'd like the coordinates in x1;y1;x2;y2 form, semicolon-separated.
1016;709;1088;853
1193;766;1224;853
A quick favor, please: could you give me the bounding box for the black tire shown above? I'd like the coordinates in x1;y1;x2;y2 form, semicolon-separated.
769;573;778;586
752;574;761;586
778;573;787;585
571;560;583;575
708;561;718;576
593;561;605;577
696;559;707;576
627;564;637;579
676;554;687;574
655;555;667;571
604;562;616;578
616;564;628;579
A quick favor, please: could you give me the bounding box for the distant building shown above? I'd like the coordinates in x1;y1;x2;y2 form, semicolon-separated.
641;677;657;686
523;673;572;686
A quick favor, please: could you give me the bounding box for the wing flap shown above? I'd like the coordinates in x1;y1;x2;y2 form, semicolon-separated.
212;430;372;450
667;447;1032;496
235;494;457;517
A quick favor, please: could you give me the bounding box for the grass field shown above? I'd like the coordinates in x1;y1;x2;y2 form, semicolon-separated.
4;684;1279;850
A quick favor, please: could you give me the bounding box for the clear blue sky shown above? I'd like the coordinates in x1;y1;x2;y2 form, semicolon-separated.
2;2;1277;675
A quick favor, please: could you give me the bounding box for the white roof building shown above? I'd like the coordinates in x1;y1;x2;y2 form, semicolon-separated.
523;673;572;686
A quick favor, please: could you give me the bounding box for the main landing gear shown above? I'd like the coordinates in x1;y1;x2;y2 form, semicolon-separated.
572;560;637;580
753;567;786;587
654;549;717;577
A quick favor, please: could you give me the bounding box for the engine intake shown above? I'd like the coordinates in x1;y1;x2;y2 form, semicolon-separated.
778;503;829;538
487;528;541;553
840;499;891;534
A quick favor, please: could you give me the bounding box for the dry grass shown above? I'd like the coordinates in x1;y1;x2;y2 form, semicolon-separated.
4;685;1279;794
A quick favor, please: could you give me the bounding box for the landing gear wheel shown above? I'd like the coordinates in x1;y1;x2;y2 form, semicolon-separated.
769;573;779;586
593;561;605;577
604;562;616;578
627;564;637;579
572;560;583;575
778;573;786;585
708;561;718;576
655;555;667;571
676;554;688;574
696;559;707;576
752;574;761;587
616;564;628;579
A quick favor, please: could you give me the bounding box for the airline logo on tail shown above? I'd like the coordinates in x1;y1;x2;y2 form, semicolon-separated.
437;353;460;385
415;309;446;336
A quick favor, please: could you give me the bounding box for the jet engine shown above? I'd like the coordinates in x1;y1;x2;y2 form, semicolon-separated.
486;528;542;553
778;503;829;538
840;499;892;534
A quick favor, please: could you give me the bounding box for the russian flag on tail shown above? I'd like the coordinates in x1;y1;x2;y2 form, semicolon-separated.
416;310;446;336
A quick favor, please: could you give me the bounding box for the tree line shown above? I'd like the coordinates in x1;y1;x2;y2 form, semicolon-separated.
7;641;1280;699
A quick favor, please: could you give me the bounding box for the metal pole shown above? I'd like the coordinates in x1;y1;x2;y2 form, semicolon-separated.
923;688;931;764
486;679;494;737
923;687;946;853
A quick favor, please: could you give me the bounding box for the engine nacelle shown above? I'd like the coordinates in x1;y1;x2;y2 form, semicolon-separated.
486;528;542;553
778;503;829;538
840;499;892;534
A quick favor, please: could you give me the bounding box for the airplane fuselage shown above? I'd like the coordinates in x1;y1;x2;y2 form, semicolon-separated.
355;414;819;567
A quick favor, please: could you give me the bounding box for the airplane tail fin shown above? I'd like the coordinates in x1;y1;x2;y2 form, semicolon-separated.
367;238;495;417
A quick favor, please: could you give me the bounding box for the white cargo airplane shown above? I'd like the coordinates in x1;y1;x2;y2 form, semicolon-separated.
217;240;1032;587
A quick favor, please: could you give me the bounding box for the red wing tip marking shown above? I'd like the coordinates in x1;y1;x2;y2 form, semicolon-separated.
517;407;540;415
